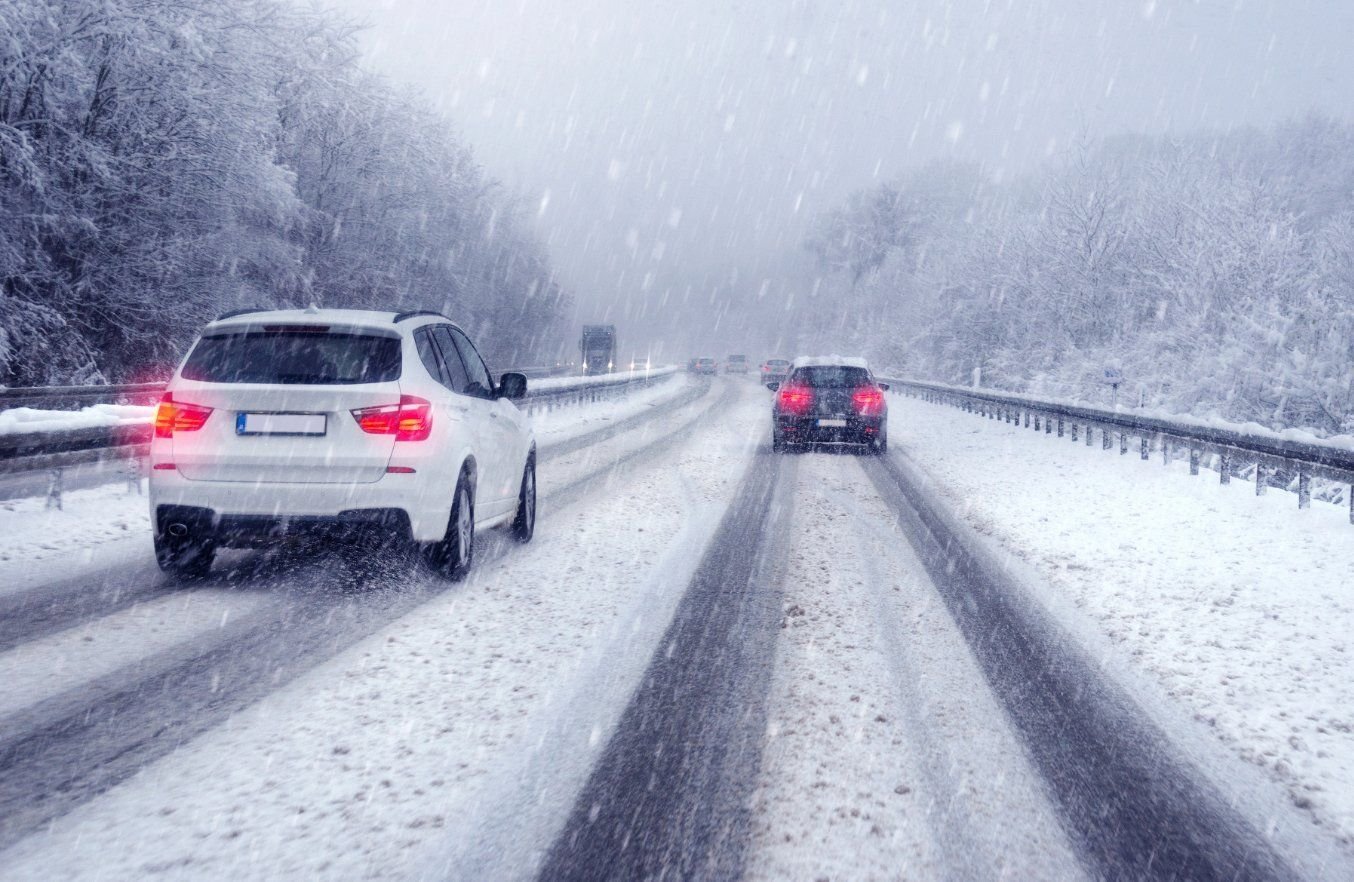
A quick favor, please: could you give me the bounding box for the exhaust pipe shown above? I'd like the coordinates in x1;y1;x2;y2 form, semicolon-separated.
167;523;189;538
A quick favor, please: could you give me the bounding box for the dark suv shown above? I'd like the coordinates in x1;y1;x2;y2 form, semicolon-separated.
768;358;889;453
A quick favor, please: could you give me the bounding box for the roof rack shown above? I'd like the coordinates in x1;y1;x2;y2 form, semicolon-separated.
214;307;269;321
392;309;450;323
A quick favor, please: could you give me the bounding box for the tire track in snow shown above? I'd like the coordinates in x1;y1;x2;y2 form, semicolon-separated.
539;446;797;881
745;451;1083;881
861;451;1299;882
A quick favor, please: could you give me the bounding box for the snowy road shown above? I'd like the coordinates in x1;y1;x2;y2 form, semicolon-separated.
1;375;1348;880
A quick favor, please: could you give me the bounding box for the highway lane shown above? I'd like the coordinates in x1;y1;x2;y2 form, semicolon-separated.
0;378;732;851
537;440;1316;881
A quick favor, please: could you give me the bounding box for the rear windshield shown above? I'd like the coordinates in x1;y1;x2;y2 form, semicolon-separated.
181;331;402;385
790;366;871;387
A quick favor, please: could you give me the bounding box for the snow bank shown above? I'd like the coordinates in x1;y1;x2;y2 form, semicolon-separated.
527;364;678;392
0;404;154;436
889;392;1354;842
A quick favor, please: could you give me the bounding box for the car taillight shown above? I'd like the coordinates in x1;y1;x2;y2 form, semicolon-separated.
852;386;885;415
778;384;814;416
351;395;433;441
154;393;213;438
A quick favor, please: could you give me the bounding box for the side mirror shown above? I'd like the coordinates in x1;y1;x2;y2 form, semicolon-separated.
878;383;890;391
766;382;780;391
498;372;527;400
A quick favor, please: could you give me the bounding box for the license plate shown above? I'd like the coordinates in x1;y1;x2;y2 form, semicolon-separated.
236;412;327;436
817;418;847;428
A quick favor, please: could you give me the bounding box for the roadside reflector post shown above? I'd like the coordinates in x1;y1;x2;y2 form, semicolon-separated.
45;467;64;511
1256;463;1266;496
1190;448;1200;474
1298;467;1311;508
124;456;143;496
1220;453;1231;485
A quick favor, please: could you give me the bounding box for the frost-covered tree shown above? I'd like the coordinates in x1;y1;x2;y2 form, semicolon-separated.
0;0;569;385
804;119;1354;436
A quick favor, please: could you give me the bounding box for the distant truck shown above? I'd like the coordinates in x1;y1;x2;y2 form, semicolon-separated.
580;324;617;374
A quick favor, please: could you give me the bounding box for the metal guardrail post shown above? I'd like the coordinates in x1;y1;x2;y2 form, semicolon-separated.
46;468;63;510
1298;468;1311;508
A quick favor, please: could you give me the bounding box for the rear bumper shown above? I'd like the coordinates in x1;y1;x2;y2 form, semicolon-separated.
775;415;884;444
149;469;451;543
156;504;412;549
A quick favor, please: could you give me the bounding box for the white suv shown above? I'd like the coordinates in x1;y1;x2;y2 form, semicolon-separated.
149;308;536;580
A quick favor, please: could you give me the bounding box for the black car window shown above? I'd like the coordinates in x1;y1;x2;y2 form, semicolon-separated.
448;328;495;399
181;331;401;385
429;326;471;394
790;366;872;388
414;328;451;389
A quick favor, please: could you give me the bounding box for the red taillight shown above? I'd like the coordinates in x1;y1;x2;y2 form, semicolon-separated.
352;395;433;441
154;393;213;438
778;384;814;416
852;386;885;415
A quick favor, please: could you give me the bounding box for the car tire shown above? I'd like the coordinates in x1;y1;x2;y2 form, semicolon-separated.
154;533;215;580
871;432;888;455
510;456;536;543
426;469;474;581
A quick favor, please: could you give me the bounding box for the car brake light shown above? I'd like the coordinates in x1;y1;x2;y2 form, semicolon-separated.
352;395;433;441
154;393;213;438
852;386;885;415
778;383;814;416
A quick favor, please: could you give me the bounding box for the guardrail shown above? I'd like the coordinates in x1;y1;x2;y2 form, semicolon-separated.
0;368;678;503
880;377;1354;524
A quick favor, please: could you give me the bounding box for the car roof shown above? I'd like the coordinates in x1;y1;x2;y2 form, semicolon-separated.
205;308;462;336
791;355;870;369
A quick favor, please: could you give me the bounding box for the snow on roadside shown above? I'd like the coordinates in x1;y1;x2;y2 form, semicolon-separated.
0;403;153;435
529;371;689;447
525;364;678;392
888;392;1354;841
745;453;1082;882
0;484;150;594
0;381;765;881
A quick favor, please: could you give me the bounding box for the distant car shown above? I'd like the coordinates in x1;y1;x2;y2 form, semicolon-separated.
768;356;889;454
760;358;790;383
693;356;718;375
686;358;698;372
725;354;749;373
149;308;537;581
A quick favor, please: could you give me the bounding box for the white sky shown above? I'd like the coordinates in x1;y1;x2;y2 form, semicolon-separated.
324;0;1354;351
